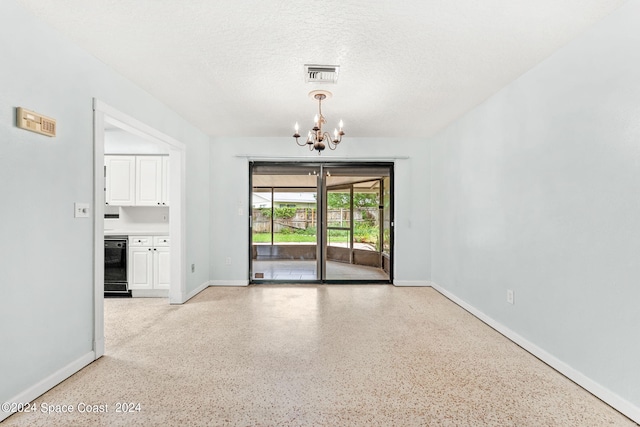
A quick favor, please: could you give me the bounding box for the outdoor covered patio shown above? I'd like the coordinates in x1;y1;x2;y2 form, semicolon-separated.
251;162;393;283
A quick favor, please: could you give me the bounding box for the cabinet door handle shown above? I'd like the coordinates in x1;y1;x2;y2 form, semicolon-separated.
148;248;151;251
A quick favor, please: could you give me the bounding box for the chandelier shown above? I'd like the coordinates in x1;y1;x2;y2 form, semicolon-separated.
293;90;344;154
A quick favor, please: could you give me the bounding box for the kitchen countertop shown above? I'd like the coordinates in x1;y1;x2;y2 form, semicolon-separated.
104;230;169;236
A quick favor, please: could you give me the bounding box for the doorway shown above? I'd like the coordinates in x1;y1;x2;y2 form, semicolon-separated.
249;162;393;283
93;100;186;358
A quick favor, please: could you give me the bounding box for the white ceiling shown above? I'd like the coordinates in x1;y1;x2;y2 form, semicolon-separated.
18;0;625;139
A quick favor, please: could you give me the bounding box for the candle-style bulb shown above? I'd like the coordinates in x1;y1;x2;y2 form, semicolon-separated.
334;128;338;139
314;114;319;125
294;122;299;132
339;120;344;130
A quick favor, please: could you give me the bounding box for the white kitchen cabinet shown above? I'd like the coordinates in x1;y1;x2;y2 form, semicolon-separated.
128;235;170;292
105;156;135;206
136;156;163;206
161;155;170;206
130;236;153;246
129;246;154;290
154;247;171;289
105;155;169;207
152;235;170;289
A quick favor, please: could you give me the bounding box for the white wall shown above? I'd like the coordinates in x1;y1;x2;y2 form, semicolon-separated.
104;207;170;233
431;0;640;417
105;128;170;154
0;0;210;408
209;137;431;285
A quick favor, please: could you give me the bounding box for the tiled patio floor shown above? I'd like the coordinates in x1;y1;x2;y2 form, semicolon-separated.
252;259;389;281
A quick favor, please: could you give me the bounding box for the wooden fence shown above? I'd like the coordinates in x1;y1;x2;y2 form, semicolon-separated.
252;208;379;233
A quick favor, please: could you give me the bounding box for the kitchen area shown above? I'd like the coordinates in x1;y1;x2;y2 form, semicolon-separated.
103;125;171;298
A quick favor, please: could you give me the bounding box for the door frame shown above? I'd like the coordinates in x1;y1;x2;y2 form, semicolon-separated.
248;161;394;284
93;99;186;359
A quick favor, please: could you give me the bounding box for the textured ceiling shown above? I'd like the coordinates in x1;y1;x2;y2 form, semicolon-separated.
18;0;625;138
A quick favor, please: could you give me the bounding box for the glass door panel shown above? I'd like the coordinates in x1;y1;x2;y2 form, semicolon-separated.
324;166;390;281
325;187;352;269
252;188;273;246
353;180;381;252
251;164;319;281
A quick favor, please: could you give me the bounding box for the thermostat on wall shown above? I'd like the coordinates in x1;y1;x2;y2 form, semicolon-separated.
16;107;56;137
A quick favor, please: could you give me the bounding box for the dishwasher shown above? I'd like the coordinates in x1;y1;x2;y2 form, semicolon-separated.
104;236;130;296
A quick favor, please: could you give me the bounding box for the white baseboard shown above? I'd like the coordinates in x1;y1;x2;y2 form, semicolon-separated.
181;280;211;303
169;290;184;304
209;280;249;287
393;280;433;287
168;281;212;304
1;351;95;423
431;282;640;424
94;338;104;358
131;289;169;298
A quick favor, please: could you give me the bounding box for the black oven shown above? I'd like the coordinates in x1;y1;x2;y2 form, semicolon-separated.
104;236;129;295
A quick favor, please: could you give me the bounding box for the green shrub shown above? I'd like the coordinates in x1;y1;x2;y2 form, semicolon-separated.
258;207;296;219
259;208;272;218
295;226;316;235
274;207;296;219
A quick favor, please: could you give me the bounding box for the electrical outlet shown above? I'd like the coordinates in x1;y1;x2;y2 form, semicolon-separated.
191;264;195;273
507;289;515;305
225;257;232;266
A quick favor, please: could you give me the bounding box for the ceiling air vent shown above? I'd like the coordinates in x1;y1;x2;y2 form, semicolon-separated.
305;64;339;83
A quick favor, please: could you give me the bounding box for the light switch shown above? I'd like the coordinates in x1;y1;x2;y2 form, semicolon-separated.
74;203;90;218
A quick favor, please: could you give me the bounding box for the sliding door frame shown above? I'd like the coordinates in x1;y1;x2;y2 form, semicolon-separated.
249;161;394;284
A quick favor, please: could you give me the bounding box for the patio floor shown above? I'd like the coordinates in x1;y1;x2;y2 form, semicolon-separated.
252;259;389;281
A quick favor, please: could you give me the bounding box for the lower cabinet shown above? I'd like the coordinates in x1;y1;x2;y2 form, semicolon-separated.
129;236;170;291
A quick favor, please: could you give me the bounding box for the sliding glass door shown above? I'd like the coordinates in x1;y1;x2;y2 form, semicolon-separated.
251;164;320;281
250;162;393;283
322;166;391;281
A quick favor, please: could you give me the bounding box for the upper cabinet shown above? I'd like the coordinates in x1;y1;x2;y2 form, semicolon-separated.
162;155;170;206
105;155;169;207
136;156;163;206
105;156;135;206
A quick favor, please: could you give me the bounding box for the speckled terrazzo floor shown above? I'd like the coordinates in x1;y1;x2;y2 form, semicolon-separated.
2;286;635;426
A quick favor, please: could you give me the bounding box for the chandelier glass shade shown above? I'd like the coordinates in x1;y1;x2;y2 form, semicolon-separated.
293;90;344;154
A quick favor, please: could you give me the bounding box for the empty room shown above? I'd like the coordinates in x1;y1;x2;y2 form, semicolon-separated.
1;0;639;425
